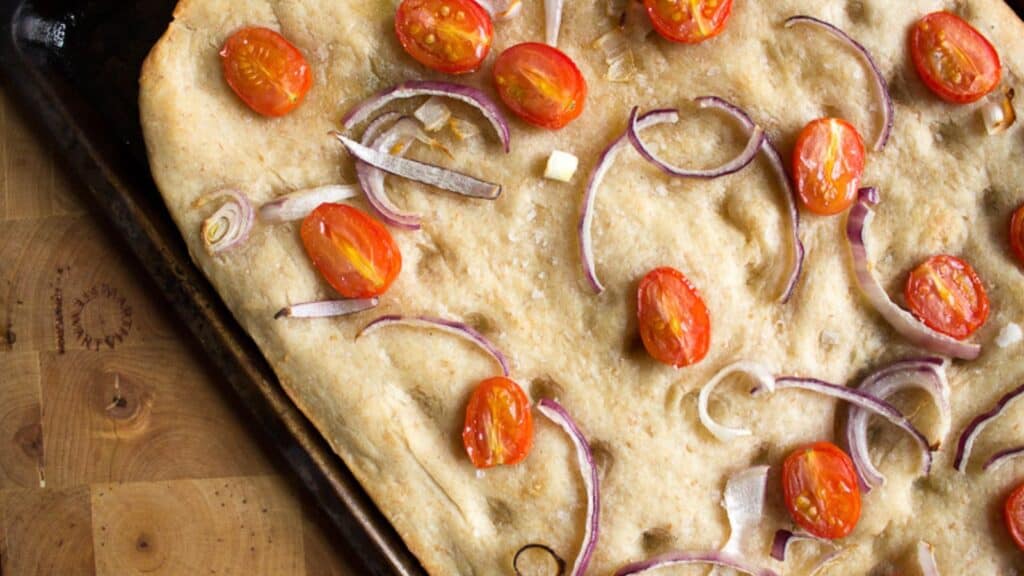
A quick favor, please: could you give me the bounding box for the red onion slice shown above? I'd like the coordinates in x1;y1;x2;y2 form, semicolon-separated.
720;466;769;558
917;541;940;576
770;529;838;562
615;551;778;576
699;361;776;441
341;81;511;153
984;446;1024;472
784;16;894;152
845;357;950;490
628;107;766;179
695;96;804;303
847;190;981;360
954;383;1024;472
765;377;933;475
333;132;501;200
274;298;378;319
357;115;424;229
545;0;563;46
537;399;600;576
357;315;510;376
579;108;680;293
513;543;566;575
259;185;360;223
198;189;255;254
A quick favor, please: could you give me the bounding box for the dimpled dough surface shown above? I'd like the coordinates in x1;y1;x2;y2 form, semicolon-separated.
140;0;1024;573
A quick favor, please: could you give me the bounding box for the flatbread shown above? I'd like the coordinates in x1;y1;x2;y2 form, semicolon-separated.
140;0;1024;573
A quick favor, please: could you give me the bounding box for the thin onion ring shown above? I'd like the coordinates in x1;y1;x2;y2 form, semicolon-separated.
537;399;600;576
953;382;1024;472
274;298;379;319
784;15;894;151
357;315;510;376
698;361;776;442
846;189;981;360
695;96;804;303
578;108;679;293
628;107;766;179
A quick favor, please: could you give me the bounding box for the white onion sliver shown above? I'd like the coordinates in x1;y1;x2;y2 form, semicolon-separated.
545;0;563;46
259;185;360;223
275;298;378;319
917;541;940;576
199;189;254;254
719;466;769;558
334;132;501;200
845;358;950;490
475;0;521;20
954;382;1024;472
695;96;804;303
784;15;894;151
615;551;778;576
579;108;679;293
537;399;600;576
628;107;766;179
357;315;510;377
414;96;451;132
770;529;838;562
698;362;776;442
846;194;981;360
357;116;423;229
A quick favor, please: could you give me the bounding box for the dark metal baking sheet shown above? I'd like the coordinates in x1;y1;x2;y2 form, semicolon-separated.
4;1;1024;574
0;1;423;574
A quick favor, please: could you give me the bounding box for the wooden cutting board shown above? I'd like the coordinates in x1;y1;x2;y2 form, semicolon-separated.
0;87;361;575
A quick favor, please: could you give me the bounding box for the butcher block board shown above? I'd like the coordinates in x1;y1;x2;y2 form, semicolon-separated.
0;86;359;575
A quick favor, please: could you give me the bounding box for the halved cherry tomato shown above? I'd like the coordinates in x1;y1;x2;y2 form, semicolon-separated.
1005;483;1024;551
300;204;401;299
905;254;989;340
394;0;493;74
792;118;866;216
493;43;587;129
462;376;533;468
643;0;733;44
782;442;861;540
637;267;711;368
909;12;1002;104
220;27;312;117
1011;204;1024;266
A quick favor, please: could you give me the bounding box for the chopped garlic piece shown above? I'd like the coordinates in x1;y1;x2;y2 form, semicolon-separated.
543;150;579;182
983;87;1016;135
414;96;451;132
997;323;1023;348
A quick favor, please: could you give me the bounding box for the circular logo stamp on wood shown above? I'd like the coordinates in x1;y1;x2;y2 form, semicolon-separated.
70;284;133;351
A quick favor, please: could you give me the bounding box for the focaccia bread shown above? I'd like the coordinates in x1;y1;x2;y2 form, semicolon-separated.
140;0;1024;573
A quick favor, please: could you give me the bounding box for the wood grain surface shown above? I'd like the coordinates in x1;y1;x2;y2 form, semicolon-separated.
0;87;360;575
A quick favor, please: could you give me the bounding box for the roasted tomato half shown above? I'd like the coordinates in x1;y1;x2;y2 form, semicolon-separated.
643;0;734;44
395;0;494;74
1011;204;1024;266
637;267;711;368
493;42;587;129
782;441;862;540
300;204;402;299
462;376;534;468
220;26;312;117
909;11;1002;104
792;118;866;216
1005;483;1024;551
905;254;989;340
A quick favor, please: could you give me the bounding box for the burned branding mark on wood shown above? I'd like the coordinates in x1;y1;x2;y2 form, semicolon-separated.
51;266;68;353
70;283;133;351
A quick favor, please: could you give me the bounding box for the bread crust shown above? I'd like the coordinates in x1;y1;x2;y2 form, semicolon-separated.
140;1;1024;573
